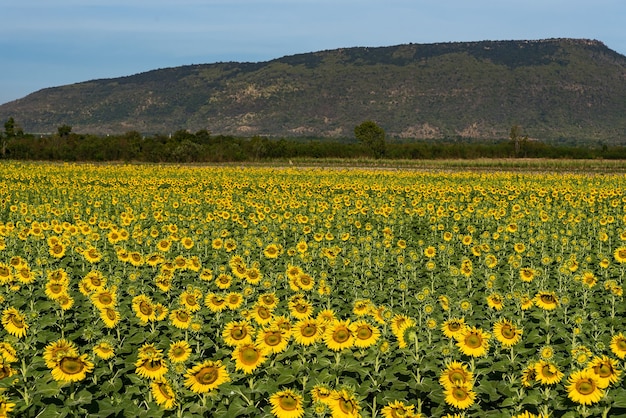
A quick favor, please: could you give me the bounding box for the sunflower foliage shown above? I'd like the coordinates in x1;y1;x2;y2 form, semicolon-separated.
0;161;624;417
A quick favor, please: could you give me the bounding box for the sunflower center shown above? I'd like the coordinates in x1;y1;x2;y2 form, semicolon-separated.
301;324;317;337
576;379;595;395
295;304;308;313
262;295;275;305
540;294;556;304
332;327;350;343
196;366;218;384
338;397;355;414
50;284;64;294
10;315;24;329
240;347;260;365
176;311;189;322
139;301;153;315
449;322;461;331
595;364;612;378
144;359;164;371
185;296;197;306
105;308;117;320
257;307;270;319
501;324;515;339
98;294;113;305
156;382;174;400
541;365;556;378
278;394;298;411
356;326;373;340
231;327;247;340
211;297;225;306
90;277;102;286
452;387;468;400
617;339;626;351
449;370;466;383
0;366;11;379
59;357;84;375
465;333;482;348
264;332;282;346
228;296;240;304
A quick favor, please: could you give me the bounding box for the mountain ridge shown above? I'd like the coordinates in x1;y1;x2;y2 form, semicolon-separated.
2;38;626;144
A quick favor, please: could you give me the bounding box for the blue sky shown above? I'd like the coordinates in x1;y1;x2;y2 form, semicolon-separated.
2;0;625;105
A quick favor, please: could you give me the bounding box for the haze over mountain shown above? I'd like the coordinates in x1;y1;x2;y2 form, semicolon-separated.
2;38;625;144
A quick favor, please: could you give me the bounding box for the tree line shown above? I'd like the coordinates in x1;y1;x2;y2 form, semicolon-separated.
2;118;626;162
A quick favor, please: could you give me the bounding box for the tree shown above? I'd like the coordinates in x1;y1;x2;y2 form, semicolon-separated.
57;124;72;138
509;125;528;157
354;120;386;159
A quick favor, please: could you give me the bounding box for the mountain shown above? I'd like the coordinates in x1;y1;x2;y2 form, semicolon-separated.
2;38;626;144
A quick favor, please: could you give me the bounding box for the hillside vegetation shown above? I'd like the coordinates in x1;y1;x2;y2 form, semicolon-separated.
1;38;625;144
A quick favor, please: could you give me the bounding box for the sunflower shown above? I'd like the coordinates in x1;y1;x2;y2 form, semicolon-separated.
519;268;536;283
256;326;290;354
250;303;274;325
44;339;79;368
1;307;27;338
534;291;559;310
0;394;15;417
215;273;233;290
205;293;228;312
45;281;67;300
610;333;626;359
439;360;474;390
390;314;415;337
135;354;168;380
93;341;115;360
381;400;418;418
328;388;361;418
567;369;605;405
324;319;354;351
258;292;279;309
245;267;262;285
0;362;16;380
51;354;94;382
424;246;436;258
151;378;176;409
311;384;334;405
289;299;314;320
226;292;244;310
296;273;315;291
455;326;490;357
0;264;12;285
0;343;17;363
613;246;626;263
587;355;621;388
493;319;523;347
312;310;333;326
184;360;230;393
350;320;380;348
15;267;36;285
91;288;117;310
520;295;534;310
100;307;121;328
199;268;214;282
581;272;597;288
138;343;163;359
168;340;192;363
293;318;322;346
269;388;305;418
352;300;372;317
444;383;476;410
231;343;268;374
486;293;504;311
83;247;102;263
222;321;255;347
132;295;157;323
180;289;203;312
170;309;193;330
534;360;563;385
264;244;281;259
441;318;466;339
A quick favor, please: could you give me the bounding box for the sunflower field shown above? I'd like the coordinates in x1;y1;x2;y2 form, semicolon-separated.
0;161;625;418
